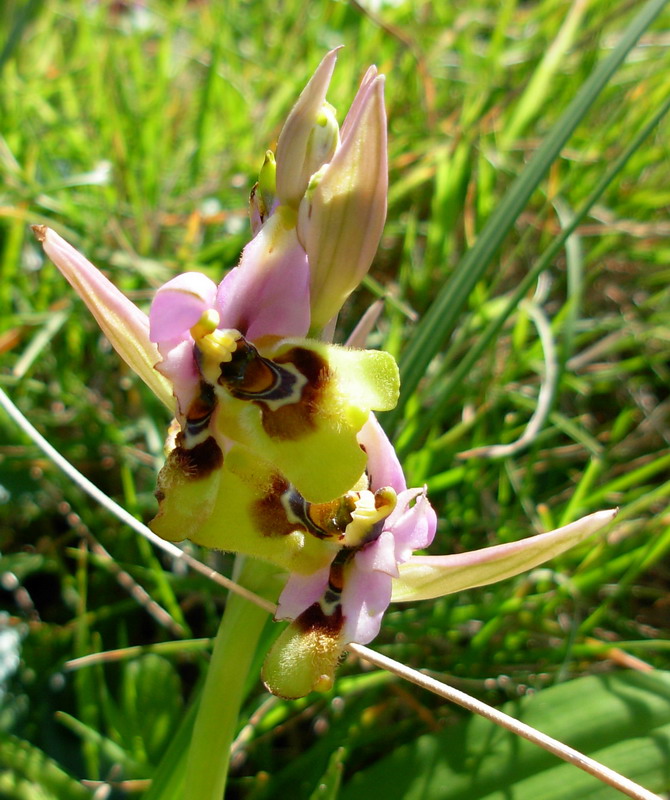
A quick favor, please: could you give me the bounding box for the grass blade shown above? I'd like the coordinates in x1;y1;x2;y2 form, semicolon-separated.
387;0;669;431
396;88;670;456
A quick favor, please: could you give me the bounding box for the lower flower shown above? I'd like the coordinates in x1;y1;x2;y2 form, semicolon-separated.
261;417;618;699
262;416;437;698
263;488;436;698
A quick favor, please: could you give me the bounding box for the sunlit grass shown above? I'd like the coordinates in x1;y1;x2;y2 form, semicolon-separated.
1;0;670;798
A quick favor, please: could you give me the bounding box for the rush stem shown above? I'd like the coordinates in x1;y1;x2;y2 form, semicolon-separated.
184;558;276;800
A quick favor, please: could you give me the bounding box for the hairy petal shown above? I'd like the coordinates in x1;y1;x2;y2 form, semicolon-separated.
391;509;618;603
262;607;343;699
150;431;225;546
151;444;338;575
34;226;173;409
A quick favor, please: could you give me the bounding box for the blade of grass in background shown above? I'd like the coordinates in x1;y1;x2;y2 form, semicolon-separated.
386;0;668;431
396;89;670;457
341;671;670;800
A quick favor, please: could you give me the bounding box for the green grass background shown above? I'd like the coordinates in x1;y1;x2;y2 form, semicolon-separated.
1;0;670;798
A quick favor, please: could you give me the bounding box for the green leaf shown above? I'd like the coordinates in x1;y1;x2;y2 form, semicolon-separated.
0;734;92;800
309;747;347;800
396;88;670;456
499;0;592;148
120;654;183;765
55;712;146;777
341;671;670;799
139;697;199;800
0;0;45;75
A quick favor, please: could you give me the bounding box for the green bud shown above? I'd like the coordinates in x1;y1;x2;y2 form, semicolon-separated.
259;149;277;211
250;151;278;234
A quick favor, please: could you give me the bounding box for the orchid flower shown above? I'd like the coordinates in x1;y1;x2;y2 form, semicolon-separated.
34;224;398;571
30;52;395;583
33;51;617;702
261;413;617;698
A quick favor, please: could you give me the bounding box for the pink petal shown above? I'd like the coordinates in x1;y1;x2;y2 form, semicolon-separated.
389;491;437;563
149;272;218;344
355;530;399;577
342;564;392;644
357;413;407;493
154;339;201;417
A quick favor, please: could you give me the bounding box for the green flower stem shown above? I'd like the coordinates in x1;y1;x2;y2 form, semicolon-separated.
184;558;278;800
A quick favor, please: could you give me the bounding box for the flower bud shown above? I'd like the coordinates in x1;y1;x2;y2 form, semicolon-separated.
259;149;277;209
249;150;277;235
298;73;387;331
275;48;341;208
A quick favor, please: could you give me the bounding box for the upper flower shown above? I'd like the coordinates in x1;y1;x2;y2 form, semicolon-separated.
146;269;398;505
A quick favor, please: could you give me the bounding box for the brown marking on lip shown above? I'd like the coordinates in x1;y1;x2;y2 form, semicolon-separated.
252;474;304;538
153;434;223;514
275;346;330;386
169;433;223;479
219;339;278;395
294;602;344;636
328;561;345;593
307;494;357;538
259;347;331;440
239;357;276;393
187;382;216;424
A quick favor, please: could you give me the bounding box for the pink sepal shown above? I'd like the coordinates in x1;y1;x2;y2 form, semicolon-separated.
217;213;311;340
276;566;331;621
